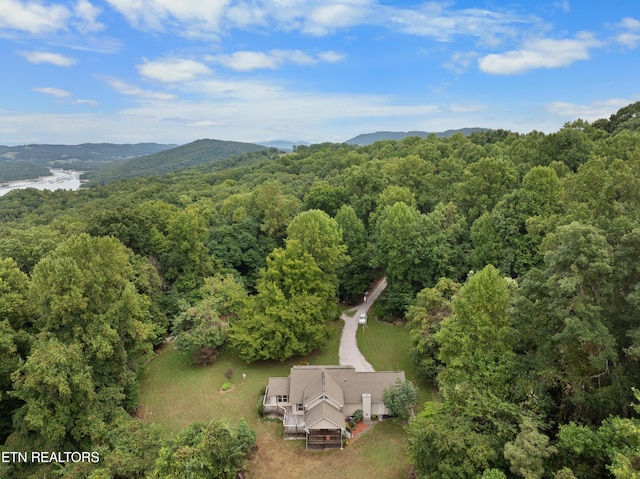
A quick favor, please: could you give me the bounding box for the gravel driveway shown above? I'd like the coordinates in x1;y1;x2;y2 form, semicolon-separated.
338;277;387;372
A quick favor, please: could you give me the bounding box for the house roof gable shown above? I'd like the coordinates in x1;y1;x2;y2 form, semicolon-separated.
303;370;344;408
274;365;406;406
305;400;345;431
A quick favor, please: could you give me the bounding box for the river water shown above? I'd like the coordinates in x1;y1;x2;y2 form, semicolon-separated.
0;169;82;197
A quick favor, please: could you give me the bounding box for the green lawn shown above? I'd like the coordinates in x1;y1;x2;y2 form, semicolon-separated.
139;319;343;434
249;419;409;479
356;319;437;407
138;316;428;477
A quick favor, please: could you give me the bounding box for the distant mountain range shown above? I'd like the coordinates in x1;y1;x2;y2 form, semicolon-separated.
255;140;311;151
0;129;493;184
344;128;492;146
0;142;176;163
0;143;176;183
84;139;269;185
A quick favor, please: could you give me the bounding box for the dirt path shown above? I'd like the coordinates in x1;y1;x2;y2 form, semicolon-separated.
338;277;387;372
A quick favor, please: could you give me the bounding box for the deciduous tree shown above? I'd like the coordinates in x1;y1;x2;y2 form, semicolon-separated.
27;234;155;416
383;378;418;421
436;265;517;404
151;420;254;479
230;240;333;361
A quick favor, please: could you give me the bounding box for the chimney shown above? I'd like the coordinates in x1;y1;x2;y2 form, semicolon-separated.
362;393;371;421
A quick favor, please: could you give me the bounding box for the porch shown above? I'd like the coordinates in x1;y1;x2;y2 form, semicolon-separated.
262;393;282;416
283;406;306;437
306;429;343;450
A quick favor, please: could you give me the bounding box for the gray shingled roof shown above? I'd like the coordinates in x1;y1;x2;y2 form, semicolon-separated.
303;370;344;407
266;376;290;397
305;400;345;431
287;365;404;405
325;369;405;404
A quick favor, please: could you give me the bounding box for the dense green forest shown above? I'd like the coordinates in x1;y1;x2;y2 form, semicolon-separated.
1;102;640;478
0;162;51;183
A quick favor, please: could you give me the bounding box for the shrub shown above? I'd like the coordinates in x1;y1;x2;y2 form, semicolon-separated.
256;395;265;417
221;382;233;391
194;346;218;366
383;378;418;421
353;409;364;423
235;418;257;457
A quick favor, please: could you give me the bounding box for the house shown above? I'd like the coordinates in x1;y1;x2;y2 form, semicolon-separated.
263;365;405;449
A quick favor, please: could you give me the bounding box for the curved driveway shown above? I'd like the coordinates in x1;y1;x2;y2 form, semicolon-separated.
338;277;387;372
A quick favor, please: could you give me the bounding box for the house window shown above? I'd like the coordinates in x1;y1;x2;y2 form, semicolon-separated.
297;403;304;412
276;395;289;403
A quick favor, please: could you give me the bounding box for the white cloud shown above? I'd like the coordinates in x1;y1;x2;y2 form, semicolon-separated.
74;98;99;106
105;0;230;36
0;0;103;35
33;87;72;97
478;32;603;74
137;58;212;82
444;51;479;74
318;50;345;63
0;0;70;34
620;17;640;30
615;17;640;49
0;92;562;146
107;78;176;100
210;49;344;71
282;49;317;65
103;0;533;45
214;51;281;71
546;98;634;121
378;3;532;46
449;104;486;113
21;50;77;66
73;0;104;33
114;91;445;142
616;32;640;49
303;2;369;35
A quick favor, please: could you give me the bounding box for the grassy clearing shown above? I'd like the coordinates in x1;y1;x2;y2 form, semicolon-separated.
139;319;343;434
250;419;409;479
138;316;423;477
356;319;437;407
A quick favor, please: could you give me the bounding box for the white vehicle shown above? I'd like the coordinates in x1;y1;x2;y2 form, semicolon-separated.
358;313;367;325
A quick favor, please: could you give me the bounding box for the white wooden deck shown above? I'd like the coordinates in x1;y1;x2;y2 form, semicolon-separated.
283;407;306;435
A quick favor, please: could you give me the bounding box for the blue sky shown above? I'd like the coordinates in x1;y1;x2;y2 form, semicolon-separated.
0;0;638;145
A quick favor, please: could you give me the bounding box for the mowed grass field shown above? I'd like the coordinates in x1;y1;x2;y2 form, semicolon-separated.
138;320;344;434
138;316;429;478
356;318;437;408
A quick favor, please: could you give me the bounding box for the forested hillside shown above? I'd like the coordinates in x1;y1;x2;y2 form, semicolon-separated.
84;138;269;185
1;102;640;478
344;127;492;145
0;143;175;182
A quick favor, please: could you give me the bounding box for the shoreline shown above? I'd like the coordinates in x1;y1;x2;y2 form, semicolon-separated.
0;168;82;196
